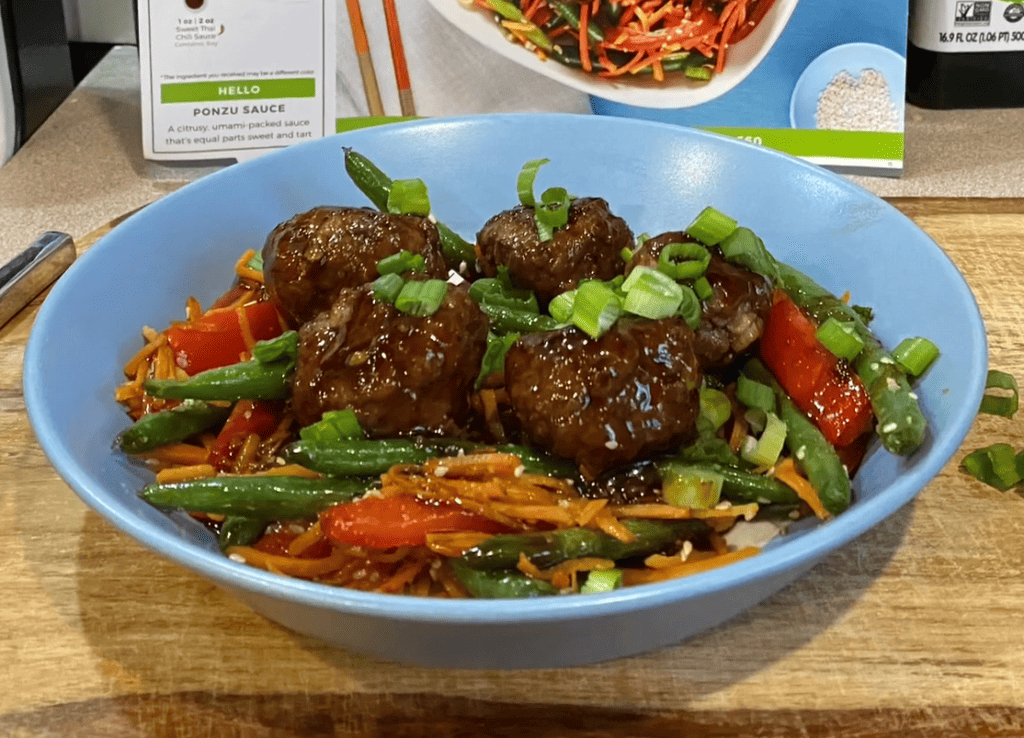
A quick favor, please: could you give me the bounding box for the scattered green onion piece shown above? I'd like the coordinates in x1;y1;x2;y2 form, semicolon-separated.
698;385;732;434
676;284;701;330
247;251;264;272
620;246;634;263
685;206;738;246
891;336;940;378
662;466;724;509
979;370;1019;418
960;443;1024;491
251;331;298;364
535;186;573;242
621;267;683;319
386;178;431;216
299;409;365;444
741;411;787;467
394;279;448;316
548;290;576;324
657;242;711;280
377;250;425;276
685;66;712;81
371;273;404;304
693;276;714;301
580;568;624;594
816;317;865;362
517;158;549;208
571;281;621;339
469;277;539;313
718;226;779;281
476;332;520;389
736;374;775;414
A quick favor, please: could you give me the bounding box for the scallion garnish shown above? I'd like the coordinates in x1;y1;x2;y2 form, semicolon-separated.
676;285;701;330
686;206;737;246
548;290;576;324
580;568;624;594
719;226;779;280
371;273;404;304
657;241;711;280
741;411;787;467
892;336;940;378
517;158;549;208
662;465;724;509
386;178;431;216
816;317;865;361
698;385;732;434
377;250;425;276
693;276;714;301
736;374;775;414
960;442;1023;492
299;408;365;444
621;267;683;320
979;370;1019;418
247;251;264;272
475;332;520;389
571;281;621;339
394;279;448;316
469;276;539;314
535;186;572;242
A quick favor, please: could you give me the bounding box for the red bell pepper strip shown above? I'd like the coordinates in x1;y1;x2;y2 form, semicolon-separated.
320;495;508;549
207;399;283;471
167;301;284;376
759;291;874;448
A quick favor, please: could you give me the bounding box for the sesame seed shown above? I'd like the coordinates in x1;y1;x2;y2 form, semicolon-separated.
881;422;898;433
514;465;525;477
228;553;246;563
433;466;448;477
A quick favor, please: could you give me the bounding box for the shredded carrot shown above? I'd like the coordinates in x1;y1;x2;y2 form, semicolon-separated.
139;443;210;467
623;546;760;585
773;457;830;519
229;544;351;579
287;522;324;557
155;463;216;484
255;463;324;479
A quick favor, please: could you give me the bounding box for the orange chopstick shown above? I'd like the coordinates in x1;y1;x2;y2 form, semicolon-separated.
382;0;416;116
346;0;385;116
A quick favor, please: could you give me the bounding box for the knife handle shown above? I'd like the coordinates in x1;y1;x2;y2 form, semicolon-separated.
0;231;76;328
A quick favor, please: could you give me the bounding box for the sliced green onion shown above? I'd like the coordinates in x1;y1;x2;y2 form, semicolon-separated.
979;370;1019;418
371;272;404;304
580;568;624;594
693;276;714;301
469;277;539;313
571;281;621;339
475;332;520;389
548;290;576;324
620;246;634;263
686;206;737;246
816;317;865;361
718;226;779;281
960;442;1023;491
394;279;448;316
662;465;724;509
536;186;572;242
247;251;264;272
657;241;711;280
892;336;940;378
741;411;787;467
299;409;365;444
676;284;701;330
621;267;683;319
386;178;431;216
517;158;549;208
377;250;425;276
736;374;775;414
698;385;732;433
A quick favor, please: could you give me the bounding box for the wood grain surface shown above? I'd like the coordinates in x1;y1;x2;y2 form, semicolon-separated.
2;198;1023;737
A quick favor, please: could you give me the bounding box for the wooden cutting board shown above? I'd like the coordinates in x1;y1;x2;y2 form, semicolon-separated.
1;197;1023;737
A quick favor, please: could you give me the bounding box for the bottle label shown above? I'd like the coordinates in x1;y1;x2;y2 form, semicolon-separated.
910;0;1024;52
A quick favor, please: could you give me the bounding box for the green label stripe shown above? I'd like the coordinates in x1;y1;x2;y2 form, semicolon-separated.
335;115;419;133
700;127;905;160
161;78;316;104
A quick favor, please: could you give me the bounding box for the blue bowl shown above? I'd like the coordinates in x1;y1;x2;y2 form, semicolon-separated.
24;114;986;668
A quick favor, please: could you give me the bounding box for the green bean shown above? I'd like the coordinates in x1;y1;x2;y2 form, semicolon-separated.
448;558;558;598
775;262;927;456
118;399;231;454
141;475;370;519
343;149;477;266
218;516;268;551
460;518;707;571
656;459;801;507
283;439;433;476
145;332;297;402
744;358;852;515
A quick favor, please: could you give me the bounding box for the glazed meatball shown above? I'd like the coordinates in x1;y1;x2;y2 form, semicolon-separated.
262;206;448;326
475;197;633;304
628;232;772;370
504;318;702;481
290;283;489;435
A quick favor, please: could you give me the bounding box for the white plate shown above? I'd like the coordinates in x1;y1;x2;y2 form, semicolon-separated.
426;0;800;109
